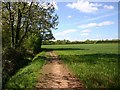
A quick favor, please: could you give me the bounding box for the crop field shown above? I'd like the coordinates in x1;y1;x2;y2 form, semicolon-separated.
42;44;119;88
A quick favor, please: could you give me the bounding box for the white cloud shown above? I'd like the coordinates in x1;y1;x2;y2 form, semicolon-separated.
98;21;114;26
66;1;102;13
80;29;91;36
55;29;77;36
80;33;89;36
82;29;91;33
65;12;117;26
68;16;72;18
104;5;114;10
79;21;114;28
86;12;117;22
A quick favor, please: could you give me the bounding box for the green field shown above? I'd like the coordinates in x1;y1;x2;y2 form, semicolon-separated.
42;44;119;88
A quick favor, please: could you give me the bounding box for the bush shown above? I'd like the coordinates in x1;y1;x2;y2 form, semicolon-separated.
33;37;42;54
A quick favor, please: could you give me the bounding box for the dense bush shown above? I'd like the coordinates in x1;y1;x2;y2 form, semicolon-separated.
33;37;42;54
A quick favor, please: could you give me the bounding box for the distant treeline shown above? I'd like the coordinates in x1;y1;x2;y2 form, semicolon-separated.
43;39;120;45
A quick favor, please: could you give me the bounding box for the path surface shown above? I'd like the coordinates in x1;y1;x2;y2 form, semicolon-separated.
36;51;85;89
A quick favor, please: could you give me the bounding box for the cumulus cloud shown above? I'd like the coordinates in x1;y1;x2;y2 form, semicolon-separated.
104;5;114;10
55;29;77;36
82;29;91;33
79;21;114;28
66;0;102;13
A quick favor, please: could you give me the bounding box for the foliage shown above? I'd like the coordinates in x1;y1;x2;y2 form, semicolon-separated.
25;34;42;54
2;47;31;88
42;44;119;88
6;52;46;89
2;2;58;49
42;39;120;45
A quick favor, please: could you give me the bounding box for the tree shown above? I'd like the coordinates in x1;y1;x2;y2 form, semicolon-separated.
2;1;58;88
2;2;58;50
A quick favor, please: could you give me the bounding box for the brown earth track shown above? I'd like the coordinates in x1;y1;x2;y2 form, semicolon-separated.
36;51;85;89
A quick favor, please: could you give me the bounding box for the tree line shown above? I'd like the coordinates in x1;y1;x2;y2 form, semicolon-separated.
43;39;120;45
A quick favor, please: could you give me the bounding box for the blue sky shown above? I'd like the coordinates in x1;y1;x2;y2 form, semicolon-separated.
51;1;118;41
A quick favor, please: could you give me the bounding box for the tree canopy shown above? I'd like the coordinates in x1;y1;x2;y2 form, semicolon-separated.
2;2;58;50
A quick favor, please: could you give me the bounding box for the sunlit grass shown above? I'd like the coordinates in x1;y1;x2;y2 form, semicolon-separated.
6;52;46;88
42;43;119;88
59;54;119;88
42;44;118;55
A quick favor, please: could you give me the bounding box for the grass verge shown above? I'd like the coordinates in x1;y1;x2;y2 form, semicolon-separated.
6;52;46;89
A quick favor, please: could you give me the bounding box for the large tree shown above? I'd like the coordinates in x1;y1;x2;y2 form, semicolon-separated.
2;2;58;49
2;2;58;88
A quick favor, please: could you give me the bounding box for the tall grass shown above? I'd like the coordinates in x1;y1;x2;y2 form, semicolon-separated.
6;52;46;89
59;54;119;88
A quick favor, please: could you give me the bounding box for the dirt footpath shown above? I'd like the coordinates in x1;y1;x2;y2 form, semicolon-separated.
36;51;85;89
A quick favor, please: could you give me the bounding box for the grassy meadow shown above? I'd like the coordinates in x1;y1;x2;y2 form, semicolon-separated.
42;43;119;88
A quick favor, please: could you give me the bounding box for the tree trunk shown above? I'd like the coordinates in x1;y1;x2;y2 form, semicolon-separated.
17;2;33;48
8;2;15;48
15;6;22;49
